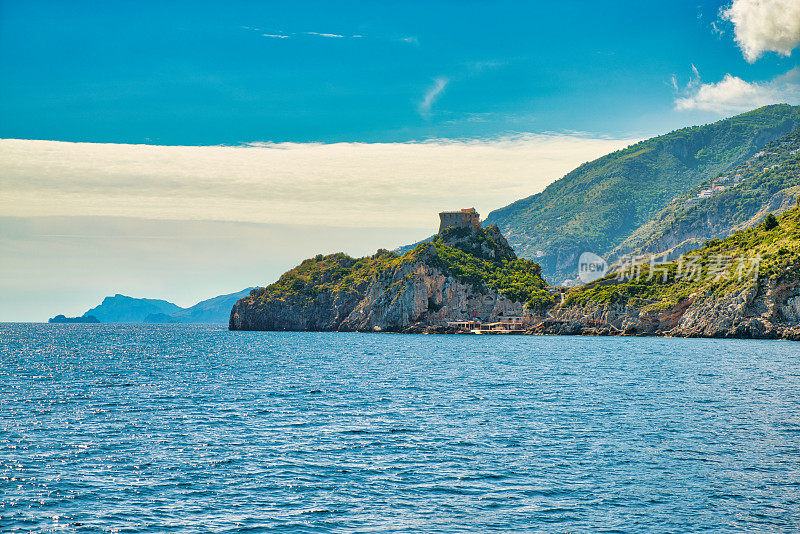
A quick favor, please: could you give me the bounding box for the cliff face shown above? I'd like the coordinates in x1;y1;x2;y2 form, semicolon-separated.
534;203;800;340
532;275;800;340
230;226;549;332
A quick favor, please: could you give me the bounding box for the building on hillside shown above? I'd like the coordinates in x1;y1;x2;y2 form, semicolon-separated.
447;319;482;331
439;208;480;233
447;315;526;333
480;316;526;332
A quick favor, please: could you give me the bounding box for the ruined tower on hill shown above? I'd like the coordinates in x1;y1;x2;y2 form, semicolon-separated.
438;208;480;233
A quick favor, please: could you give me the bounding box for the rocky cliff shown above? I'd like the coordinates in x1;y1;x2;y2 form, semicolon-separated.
532;203;800;340
230;225;553;332
530;276;800;340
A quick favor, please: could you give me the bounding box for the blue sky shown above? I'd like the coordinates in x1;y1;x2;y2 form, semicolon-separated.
1;0;797;145
1;0;799;320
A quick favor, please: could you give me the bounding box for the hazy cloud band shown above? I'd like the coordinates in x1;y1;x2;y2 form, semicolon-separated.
0;135;639;229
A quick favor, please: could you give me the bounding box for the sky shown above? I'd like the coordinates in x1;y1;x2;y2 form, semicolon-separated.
1;0;799;320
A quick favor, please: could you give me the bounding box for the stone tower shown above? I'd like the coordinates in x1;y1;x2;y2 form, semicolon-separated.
438;208;480;233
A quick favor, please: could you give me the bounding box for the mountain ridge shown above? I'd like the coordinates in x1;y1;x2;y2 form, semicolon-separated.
484;104;800;284
605;128;800;267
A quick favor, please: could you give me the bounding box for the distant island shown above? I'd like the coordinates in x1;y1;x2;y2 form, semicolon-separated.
48;314;100;324
49;288;254;324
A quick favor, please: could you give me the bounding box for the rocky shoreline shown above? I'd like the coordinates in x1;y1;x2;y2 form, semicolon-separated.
231;269;800;340
231;277;800;341
386;274;800;340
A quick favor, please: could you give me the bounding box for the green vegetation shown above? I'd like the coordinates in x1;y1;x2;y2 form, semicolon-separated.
484;104;800;284
426;227;553;309
257;250;400;300
254;225;554;310
564;199;800;312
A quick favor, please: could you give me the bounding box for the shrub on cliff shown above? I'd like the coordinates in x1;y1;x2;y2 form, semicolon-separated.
763;213;779;231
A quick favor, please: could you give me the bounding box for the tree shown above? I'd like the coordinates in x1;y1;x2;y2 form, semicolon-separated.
763;213;779;230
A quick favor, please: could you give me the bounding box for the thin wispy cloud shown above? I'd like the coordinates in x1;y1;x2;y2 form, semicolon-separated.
415;60;506;118
464;60;507;74
243;26;290;39
418;77;449;118
244;27;361;40
305;32;345;38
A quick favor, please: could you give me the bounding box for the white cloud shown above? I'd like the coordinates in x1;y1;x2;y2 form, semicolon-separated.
418;77;449;117
262;33;289;39
0;135;640;230
675;67;800;113
721;0;800;62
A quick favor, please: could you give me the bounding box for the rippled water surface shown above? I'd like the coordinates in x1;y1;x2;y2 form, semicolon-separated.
2;324;800;533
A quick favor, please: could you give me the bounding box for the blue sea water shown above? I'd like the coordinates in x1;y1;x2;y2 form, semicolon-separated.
2;324;800;533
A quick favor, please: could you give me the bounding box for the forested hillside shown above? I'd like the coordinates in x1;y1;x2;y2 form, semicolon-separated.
608;129;800;265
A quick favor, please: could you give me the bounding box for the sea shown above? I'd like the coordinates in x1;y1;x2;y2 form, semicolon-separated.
2;323;800;533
